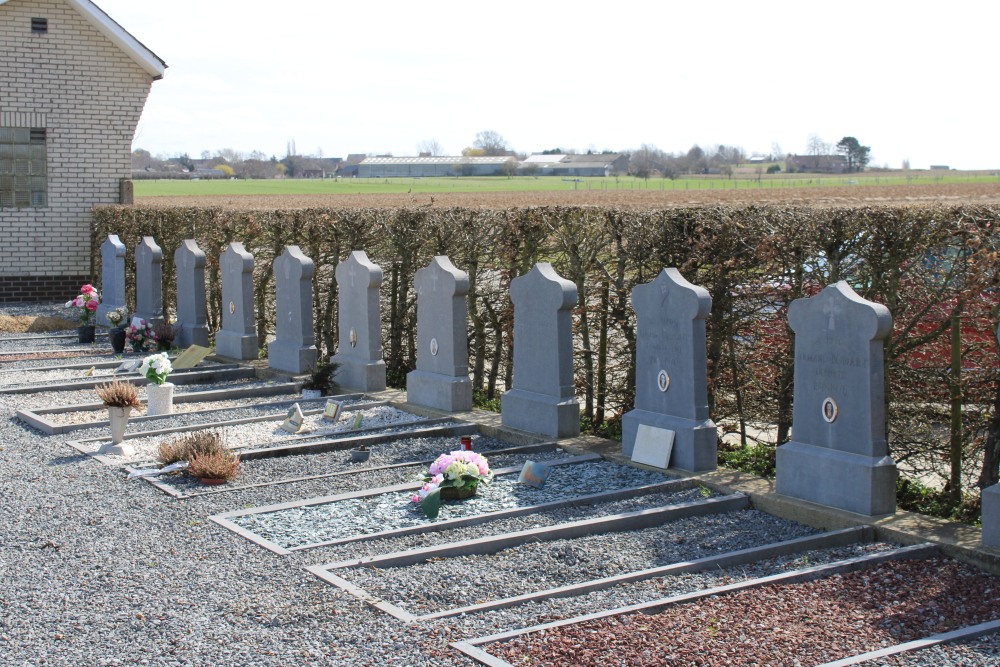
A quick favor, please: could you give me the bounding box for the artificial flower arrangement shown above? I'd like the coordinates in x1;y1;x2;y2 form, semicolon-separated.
65;284;101;326
126;319;157;351
106;307;127;329
138;352;172;385
411;450;493;519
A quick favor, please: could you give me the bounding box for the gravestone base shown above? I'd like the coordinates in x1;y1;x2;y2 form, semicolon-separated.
268;341;317;375
776;441;897;516
215;330;258;361
501;388;580;439
332;354;386;392
983;483;1000;548
621;409;717;472
406;370;472;412
176;323;210;349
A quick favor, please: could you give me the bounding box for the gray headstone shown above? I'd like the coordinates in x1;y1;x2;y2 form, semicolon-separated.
174;240;210;348
330;251;386;391
268;245;318;374
406;255;472;411
501;263;580;438
96;234;126;327
621;268;717;472
983;324;1000;548
134;236;164;325
214;242;258;360
776;280;897;516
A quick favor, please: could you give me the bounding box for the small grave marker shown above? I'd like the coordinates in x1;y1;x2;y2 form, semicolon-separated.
280;403;305;434
631;424;675;470
172;345;211;370
518;460;552;488
323;400;342;422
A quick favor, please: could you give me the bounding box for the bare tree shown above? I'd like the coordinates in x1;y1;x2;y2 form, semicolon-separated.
416;139;443;156
471;130;510;156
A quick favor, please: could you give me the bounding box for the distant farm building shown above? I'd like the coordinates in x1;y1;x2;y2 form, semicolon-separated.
786;154;850;174
1;0;164;301
930;165;951;171
357;156;512;178
521;153;628;177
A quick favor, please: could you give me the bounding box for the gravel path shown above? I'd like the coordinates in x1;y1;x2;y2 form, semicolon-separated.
2;305;998;667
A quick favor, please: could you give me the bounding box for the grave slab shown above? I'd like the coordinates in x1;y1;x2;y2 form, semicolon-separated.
407;255;472;411
268;245;318;374
331;251;386;391
174;239;210;348
215;242;258;360
501;263;580;438
96;234;126;327
134;236;164;325
622;268;717;472
776;281;897;516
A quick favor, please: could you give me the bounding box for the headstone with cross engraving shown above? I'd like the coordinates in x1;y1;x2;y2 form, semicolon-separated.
215;242;258;360
97;235;126;327
174;239;210;347
501;263;580;438
134;236;164;326
406;256;472;411
268;245;318;374
622;268;717;471
330;251;385;391
776;281;897;516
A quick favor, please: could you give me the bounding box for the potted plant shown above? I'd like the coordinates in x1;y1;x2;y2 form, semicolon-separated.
188;450;240;485
95;379;141;455
106;307;128;354
300;361;340;399
157;430;226;465
126;319;156;353
65;283;100;343
153;321;176;351
139;352;174;416
349;444;370;462
411;450;493;519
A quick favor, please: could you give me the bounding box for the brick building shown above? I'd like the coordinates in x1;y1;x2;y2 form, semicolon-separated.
0;0;164;302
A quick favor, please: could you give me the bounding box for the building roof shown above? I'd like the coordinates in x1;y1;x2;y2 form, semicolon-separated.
1;0;166;78
360;156;512;165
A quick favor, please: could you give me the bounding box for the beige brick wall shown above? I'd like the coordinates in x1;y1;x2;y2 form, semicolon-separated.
0;0;154;287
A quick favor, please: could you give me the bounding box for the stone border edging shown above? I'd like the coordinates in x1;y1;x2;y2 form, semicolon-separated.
811;618;1000;666
0;364;255;394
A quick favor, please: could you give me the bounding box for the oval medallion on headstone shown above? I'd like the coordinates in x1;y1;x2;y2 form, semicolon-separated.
822;397;838;423
657;370;670;393
350;328;357;348
429;337;439;356
229;301;235;315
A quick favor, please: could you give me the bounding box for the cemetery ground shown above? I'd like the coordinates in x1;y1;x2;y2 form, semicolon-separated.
2;306;1000;667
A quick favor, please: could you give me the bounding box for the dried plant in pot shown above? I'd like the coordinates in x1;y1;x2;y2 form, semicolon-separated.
188;450;240;485
153;321;177;351
157;430;227;466
95;379;142;452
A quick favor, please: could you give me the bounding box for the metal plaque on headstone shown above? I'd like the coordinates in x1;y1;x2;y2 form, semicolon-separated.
134;237;164;325
96;235;126;327
174;239;210;347
330;251;386;391
501;263;580;438
406;255;473;411
268;245;318;374
215;242;258;360
775;281;897;516
622;268;717;471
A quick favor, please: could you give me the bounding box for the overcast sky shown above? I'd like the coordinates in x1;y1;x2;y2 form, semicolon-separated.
94;0;999;170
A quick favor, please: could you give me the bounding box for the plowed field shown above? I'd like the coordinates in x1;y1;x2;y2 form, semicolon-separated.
138;181;1000;210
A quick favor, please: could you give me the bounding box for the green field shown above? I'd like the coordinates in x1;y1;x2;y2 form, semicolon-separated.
133;171;1000;198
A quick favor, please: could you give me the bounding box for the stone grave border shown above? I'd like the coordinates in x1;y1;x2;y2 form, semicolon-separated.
312;524;872;622
812;618;1000;667
130;439;560;499
0;357;127;375
210;453;679;554
450;542;940;667
17;381;304;434
0;331;107;343
63;397;425;466
0;346;109;361
0;363;256;394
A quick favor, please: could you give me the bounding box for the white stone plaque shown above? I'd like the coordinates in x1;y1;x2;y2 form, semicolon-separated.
280;403;305;433
631;424;675;469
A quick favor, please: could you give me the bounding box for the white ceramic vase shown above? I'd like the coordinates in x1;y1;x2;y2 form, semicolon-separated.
99;406;135;456
146;382;175;416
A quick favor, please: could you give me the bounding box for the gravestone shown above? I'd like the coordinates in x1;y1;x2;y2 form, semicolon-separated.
268;245;318;374
501;263;580;438
330;251;386;391
621;268;717;472
406;256;473;411
174;239;210;347
775;281;897;516
982;324;1000;548
215;242;258;360
134;236;164;325
96;235;126;327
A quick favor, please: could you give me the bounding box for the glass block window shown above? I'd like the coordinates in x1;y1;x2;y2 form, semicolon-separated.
0;128;47;208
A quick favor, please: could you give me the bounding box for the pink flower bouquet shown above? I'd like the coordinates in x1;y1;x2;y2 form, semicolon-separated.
65;284;101;326
411;449;493;519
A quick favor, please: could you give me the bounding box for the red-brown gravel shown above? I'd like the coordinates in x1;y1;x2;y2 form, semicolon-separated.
489;557;999;667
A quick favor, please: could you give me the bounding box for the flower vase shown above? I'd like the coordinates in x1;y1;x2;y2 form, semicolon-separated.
78;325;96;344
100;406;135;456
349;447;371;463
130;341;144;353
440;482;478;500
302;389;322;399
109;327;126;354
146;382;174;416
